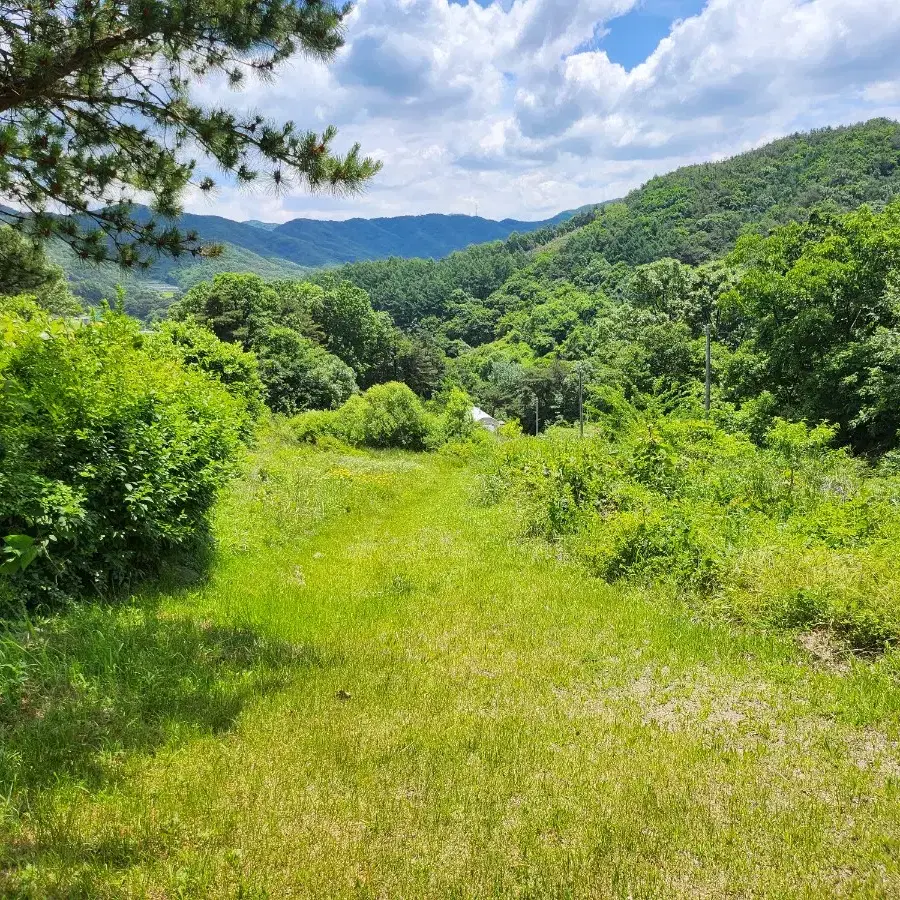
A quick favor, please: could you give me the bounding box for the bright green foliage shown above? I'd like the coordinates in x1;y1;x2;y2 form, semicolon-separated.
0;0;380;266
435;388;476;444
292;383;489;453
355;382;432;449
0;299;251;610
311;281;394;383
148;319;266;420
292;382;443;450
255;325;357;415
723;203;900;451
430;198;900;453
168;272;448;410
494;415;900;649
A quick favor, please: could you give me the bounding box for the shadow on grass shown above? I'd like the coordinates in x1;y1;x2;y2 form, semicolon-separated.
0;587;336;891
0;594;334;800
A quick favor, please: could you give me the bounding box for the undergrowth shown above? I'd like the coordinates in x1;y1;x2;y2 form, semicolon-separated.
491;417;900;653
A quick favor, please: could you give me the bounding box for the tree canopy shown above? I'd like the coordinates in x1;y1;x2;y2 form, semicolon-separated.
0;0;380;266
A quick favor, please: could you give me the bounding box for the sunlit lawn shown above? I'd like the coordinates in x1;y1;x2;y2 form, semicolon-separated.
2;426;899;897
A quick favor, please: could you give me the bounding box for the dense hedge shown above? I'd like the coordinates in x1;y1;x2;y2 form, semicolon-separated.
0;299;255;612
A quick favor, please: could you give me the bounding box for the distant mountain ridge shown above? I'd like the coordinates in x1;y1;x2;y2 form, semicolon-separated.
40;205;588;318
155;207;582;269
267;210;579;265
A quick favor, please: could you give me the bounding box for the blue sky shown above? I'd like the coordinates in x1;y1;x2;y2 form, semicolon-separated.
187;0;900;223
600;1;707;69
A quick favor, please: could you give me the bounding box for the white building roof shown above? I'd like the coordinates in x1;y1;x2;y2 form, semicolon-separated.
471;406;504;431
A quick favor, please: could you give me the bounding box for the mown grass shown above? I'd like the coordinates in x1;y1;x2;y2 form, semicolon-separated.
2;425;899;897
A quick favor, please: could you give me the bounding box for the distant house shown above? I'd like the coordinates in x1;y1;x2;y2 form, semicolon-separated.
471;406;504;432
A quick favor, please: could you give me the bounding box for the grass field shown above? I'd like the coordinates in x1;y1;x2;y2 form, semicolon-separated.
2;427;900;897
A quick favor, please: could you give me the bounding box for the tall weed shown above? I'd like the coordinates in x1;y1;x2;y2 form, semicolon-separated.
493;415;900;649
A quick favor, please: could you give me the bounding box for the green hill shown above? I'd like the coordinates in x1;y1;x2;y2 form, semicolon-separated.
326;118;900;325
47;240;310;320
542;118;900;281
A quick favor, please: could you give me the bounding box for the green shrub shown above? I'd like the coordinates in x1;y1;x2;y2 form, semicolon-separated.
0;301;252;610
291;409;341;444
573;503;724;590
492;413;900;648
356;382;431;449
148;319;266;420
435;388;476;445
291;382;448;451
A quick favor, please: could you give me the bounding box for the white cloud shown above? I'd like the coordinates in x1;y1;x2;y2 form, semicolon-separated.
182;0;900;223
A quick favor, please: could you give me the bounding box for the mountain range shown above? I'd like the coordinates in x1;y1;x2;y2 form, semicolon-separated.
253;209;581;265
137;208;580;270
47;206;588;316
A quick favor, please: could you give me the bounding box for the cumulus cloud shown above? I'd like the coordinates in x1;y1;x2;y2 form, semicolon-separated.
183;0;900;222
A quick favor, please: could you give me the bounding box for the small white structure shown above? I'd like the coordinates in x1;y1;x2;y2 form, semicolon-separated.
471;406;504;432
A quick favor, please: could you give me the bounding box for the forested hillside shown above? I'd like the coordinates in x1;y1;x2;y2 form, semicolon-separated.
543;118;900;279
330;119;900;325
49;120;900;321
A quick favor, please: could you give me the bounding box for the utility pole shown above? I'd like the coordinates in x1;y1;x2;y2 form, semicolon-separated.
578;365;584;438
704;323;711;419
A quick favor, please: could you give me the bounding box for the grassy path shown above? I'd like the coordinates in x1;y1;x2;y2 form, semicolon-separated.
3;431;900;897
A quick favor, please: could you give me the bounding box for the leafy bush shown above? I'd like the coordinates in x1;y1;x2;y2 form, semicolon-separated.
0;301;252;611
572;502;724;590
292;382;433;451
434;387;476;445
148;319;266;420
289;382;502;453
492;414;900;648
356;382;430;449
